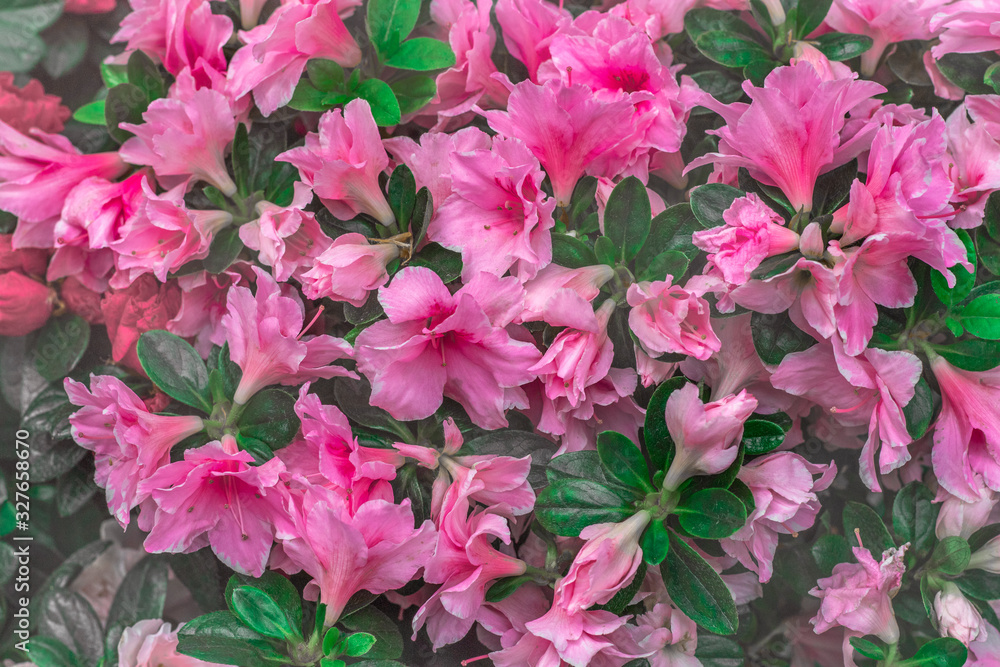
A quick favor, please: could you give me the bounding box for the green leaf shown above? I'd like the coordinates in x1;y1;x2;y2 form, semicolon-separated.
750;310;816;365
409;242;463;283
794;0;833;38
643;376;688;472
323;628;342;656
843;501;895;557
126;49;166;102
813;32;873;61
694;635;744;667
534;479;634;537
389;75;436;115
594;561;648;615
31;314;89;381
641;520;670;565
42;16;87;78
893;482;938;555
985;190;1000;240
105;82;148;143
954;569;1000;601
387;164;416;229
342;633;377;657
552;233;598;269
235;388;299;451
690;184;743;227
695;30;773;67
903;637;967;667
928;536;971;575
812;533;853;576
28;637;78;667
101;62;128;88
232;586;296;639
932;338;1000;371
979;231;1000;277
740;419;785;455
812;159;857;215
176;611;286;667
637;250;689;283
288;79;330;112
354;79;402;126
462;430;556;489
384;37;455;71
38;590;104;667
685;8;761;42
231;123;250;198
936;52;996;95
545;451;641;502
634;203;704;273
676;487;747;539
104;556;170;663
73;100;106;125
603;176;651;263
366;0;420;57
597;430;653;493
957;294;1000;339
485;574;535;603
904;376;936;441
409;186;433;247
0;0;63;72
985;62;1000;94
308;59;346;91
932;229;976;307
662;529;738;634
136;330;212;412
850;637;885;661
594;235;617;267
203;227;245;274
340;605;403;660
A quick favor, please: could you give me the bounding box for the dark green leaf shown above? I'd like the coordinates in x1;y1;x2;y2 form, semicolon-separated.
905;637;967;667
728;478;756;516
38;590;103;667
203;227;244;274
230;123;250;198
634;203;703;272
0;0;63;72
933;338;1000;371
597;430;653;492
56;464;97;516
31;314;89;381
105;556;170;664
933;229;975;306
740;419;785;455
641;519;670;566
662;529;738;634
354;79;402;126
366;0;420;57
387;164;416;229
814;32;874;61
409;242;462;283
928;536;971;575
551;233;598;269
594;234;618;267
28;637;78;667
105;83;148;143
695;31;773;67
308;59;346;91
594;561;647;615
843;501;894;557
676;487;747;539
695;634;744;667
42;16;88;78
812;159;857;215
936;52;996;95
534;479;634;537
231;586;296;639
235;388;299;451
463;430;556;489
545;450;641;502
341;605;404;660
685;8;762;42
643;376;688;471
137;330;212;412
603;176;651;263
986;62;1000;94
288;79;330;112
384;37;455;71
637;250;689;283
958;294;1000;339
794;0;833;38
485;574;535;603
750;311;816;365
690;184;743;227
954;570;1000;601
985;191;1000;240
176;611;285;667
389;75;436;115
812;533;853;576
904;376;936;441
892;482;938;555
850;637;885;661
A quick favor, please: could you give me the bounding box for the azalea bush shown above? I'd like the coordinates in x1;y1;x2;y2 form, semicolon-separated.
2;0;1000;664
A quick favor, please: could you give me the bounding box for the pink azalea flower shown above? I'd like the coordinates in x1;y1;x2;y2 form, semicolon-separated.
48;172;147;292
635;603;700;667
355;267;541;429
491;603;652;667
721;452;836;582
528;300;639;439
118;619;223;667
298;233;399;306
228;0;362;116
810;542;908;644
686;61;885;213
119;89;238;195
944;102;1000;229
770;341;920;492
930;3;1000;59
110;178;233;287
730;256;839;340
275;492;436;625
555;510;651;614
929;353;1000;502
0;121;126;248
539;15;694;155
383;128;491;214
627;278;721;361
825;0;948;75
0;73;70;135
518;263;615;330
239;183;332;282
936;483;998;541
413;472;527;649
65;375;205;528
112;0;231;87
277;100;394;224
222;266;356;404
166;263;254;357
935;582;988;644
430;136;556;281
692;193;800;286
485;79;639;206
494;0;570;82
661;383;757;491
140;435;288;576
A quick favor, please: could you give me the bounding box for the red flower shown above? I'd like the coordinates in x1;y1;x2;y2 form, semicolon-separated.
100;274;181;374
0;74;70;135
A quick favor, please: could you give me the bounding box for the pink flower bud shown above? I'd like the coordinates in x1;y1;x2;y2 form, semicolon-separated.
969;535;1000;574
0;271;52;336
798;221;825;259
935;582;987;644
662;384;758;491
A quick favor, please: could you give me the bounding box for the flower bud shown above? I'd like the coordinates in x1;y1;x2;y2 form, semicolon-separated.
934;581;987;644
799;221;825;259
0;271;52;336
968;535;1000;574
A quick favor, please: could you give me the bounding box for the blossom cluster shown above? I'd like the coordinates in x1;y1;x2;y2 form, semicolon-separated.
3;0;1000;665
